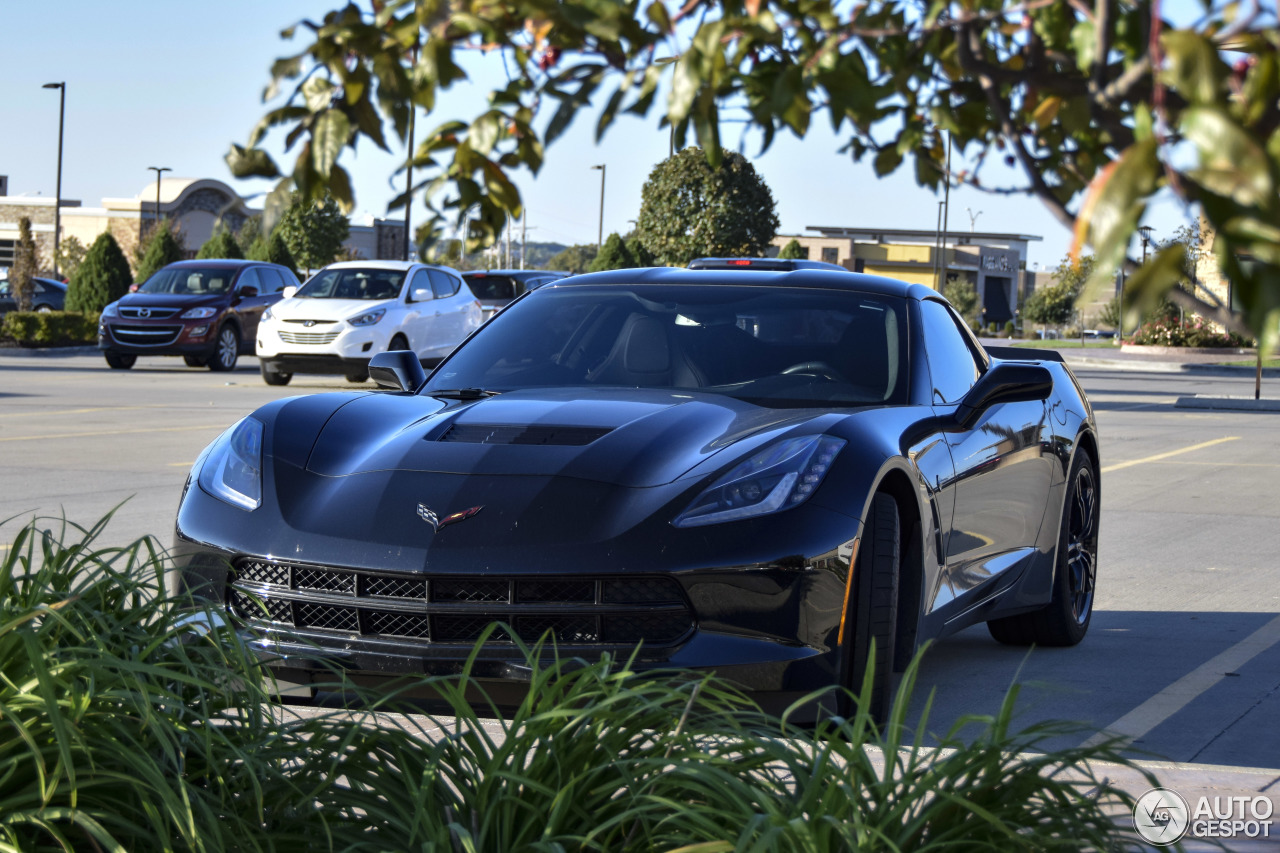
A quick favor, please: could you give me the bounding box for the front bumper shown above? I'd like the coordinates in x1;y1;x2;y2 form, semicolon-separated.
256;320;385;361
99;319;217;356
171;462;863;716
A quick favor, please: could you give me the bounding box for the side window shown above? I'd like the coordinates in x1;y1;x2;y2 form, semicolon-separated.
920;299;981;404
237;268;263;295
407;269;434;302
258;268;285;293
429;269;461;299
33;281;46;294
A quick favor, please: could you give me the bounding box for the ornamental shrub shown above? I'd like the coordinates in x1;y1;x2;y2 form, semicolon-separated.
135;224;185;285
247;232;300;280
1131;315;1251;347
1;310;98;346
588;232;636;272
196;229;244;260
777;238;807;260
65;232;132;314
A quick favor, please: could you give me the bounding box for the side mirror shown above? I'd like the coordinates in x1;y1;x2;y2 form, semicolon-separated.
954;362;1052;428
368;350;426;393
409;286;433;303
237;285;259;298
282;285;297;299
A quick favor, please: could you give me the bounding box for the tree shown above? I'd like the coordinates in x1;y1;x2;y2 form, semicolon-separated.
275;192;350;273
248;232;300;280
635;148;778;267
237;215;264;251
1051;255;1098;298
136;225;185;285
626;234;654;268
1022;282;1078;328
588;233;636;272
546;244;598;275
231;2;1280;352
777;239;806;261
66;232;133;314
10;218;39;312
942;280;979;326
196;230;244;260
54;235;88;282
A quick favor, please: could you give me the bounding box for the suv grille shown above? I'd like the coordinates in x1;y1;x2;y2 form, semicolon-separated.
229;559;693;647
119;307;180;319
108;324;183;346
279;328;341;345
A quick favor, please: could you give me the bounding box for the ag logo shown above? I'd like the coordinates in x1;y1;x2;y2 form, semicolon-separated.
1133;788;1190;845
417;503;482;532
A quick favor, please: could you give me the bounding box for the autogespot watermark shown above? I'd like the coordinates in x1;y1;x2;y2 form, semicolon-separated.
1133;787;1275;846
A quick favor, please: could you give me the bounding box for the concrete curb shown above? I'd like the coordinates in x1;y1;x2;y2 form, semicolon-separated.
1062;354;1280;377
1174;395;1280;412
0;345;98;358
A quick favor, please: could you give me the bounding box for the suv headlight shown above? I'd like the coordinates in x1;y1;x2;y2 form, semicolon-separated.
673;435;845;528
197;417;264;511
348;308;386;327
181;307;217;319
261;305;275;321
101;302;119;317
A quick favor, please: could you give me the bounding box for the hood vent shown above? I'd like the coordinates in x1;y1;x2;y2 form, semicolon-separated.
436;424;612;446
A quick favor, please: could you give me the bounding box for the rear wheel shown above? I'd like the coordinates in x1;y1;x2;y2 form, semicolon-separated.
104;351;136;370
842;492;899;722
260;361;292;386
183;355;207;368
344;370;369;383
987;448;1098;646
208;325;239;372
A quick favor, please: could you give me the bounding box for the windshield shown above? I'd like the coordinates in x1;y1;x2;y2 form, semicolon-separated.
139;267;238;295
296;268;405;300
425;284;908;408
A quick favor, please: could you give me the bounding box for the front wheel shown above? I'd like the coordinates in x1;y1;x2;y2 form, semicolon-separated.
988;448;1099;646
208;325;239;372
104;351;136;370
260;362;292;386
842;492;899;723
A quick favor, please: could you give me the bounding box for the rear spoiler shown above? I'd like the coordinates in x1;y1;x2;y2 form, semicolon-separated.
984;345;1065;364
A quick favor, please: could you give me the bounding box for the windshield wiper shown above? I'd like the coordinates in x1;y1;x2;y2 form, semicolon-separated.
428;388;502;400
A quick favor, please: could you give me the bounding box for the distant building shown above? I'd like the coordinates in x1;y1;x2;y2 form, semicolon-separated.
770;226;1042;325
0;175;405;275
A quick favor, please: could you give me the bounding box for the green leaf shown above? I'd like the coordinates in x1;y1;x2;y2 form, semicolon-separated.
1181;107;1274;207
312;110;352;179
669;55;700;123
1120;244;1187;330
224;144;280;179
1161;30;1225;105
874;145;903;177
302;76;338;113
1070;20;1096;71
469;111;503;156
328;165;354;213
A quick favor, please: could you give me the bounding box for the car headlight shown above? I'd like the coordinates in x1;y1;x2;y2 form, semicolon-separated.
181;306;217;319
673;435;845;528
348;308;386;327
197;417;264;511
101;302;119;317
261;305;274;321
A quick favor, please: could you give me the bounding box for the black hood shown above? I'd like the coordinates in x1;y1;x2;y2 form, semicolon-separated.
302;388;842;488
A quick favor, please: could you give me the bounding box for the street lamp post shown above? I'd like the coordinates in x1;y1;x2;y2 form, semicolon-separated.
148;166;171;236
591;164;605;249
42;82;65;279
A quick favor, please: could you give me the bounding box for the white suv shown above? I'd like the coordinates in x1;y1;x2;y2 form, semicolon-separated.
256;261;482;385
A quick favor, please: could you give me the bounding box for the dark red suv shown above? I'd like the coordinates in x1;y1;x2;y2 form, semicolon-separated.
98;260;298;371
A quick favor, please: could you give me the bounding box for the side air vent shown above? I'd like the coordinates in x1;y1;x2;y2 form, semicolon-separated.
436;424;612;446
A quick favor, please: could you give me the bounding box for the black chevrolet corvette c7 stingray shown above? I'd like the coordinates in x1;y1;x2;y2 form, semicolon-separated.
169;267;1100;719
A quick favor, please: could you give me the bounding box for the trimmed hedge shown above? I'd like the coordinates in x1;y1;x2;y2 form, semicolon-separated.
1;310;98;346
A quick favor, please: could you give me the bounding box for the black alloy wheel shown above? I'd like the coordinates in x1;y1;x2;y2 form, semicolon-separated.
987;448;1099;647
104;351;137;370
208;326;239;372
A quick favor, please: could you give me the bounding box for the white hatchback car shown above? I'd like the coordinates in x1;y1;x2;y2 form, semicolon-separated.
256;261;483;385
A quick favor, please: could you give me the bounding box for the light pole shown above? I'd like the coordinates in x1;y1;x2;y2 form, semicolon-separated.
42;82;65;279
966;207;983;233
148;166;171;236
591;164;605;249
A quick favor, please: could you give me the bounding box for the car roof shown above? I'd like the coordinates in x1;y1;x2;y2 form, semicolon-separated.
318;260;459;272
688;257;848;272
463;269;569;279
33;277;67;289
164;259;265;269
545;266;937;300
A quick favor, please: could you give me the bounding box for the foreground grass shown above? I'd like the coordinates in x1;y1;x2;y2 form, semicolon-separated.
1;514;1159;851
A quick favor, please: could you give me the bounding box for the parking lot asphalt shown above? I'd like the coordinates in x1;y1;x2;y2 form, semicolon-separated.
3;349;1279;836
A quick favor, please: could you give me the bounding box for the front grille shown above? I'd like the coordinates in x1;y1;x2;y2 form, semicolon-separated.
108;324;183;346
119;307;180;319
278;329;341;345
228;558;694;647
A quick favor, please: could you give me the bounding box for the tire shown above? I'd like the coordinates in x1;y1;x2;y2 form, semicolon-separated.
36;304;52;313
344;370;369;383
184;355;207;368
208;325;239;372
987;448;1099;646
388;334;410;351
104;351;137;370
260;362;292;386
842;492;899;722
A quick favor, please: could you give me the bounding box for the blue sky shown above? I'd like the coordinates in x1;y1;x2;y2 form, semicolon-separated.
4;1;1212;268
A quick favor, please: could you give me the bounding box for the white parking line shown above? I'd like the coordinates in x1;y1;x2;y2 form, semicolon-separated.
1082;613;1280;748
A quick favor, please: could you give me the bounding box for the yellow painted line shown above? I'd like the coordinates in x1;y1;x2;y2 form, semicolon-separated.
1145;460;1280;469
0;404;171;419
0;424;225;443
1100;436;1240;474
1082;613;1280;749
168;462;196;467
